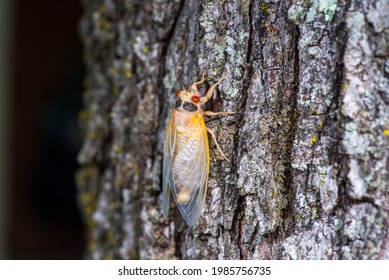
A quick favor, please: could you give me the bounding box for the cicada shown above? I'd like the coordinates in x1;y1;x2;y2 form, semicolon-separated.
162;73;235;226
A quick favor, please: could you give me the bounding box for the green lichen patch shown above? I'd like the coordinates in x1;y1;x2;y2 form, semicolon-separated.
318;0;337;22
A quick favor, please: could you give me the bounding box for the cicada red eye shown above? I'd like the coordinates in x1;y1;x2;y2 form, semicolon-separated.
175;90;181;97
191;96;200;103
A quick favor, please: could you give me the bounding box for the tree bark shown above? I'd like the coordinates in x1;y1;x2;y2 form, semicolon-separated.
76;0;389;259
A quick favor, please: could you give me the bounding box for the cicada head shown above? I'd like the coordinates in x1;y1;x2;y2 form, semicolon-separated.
175;88;201;113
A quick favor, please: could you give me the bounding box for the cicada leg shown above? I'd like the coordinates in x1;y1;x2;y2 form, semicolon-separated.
190;72;205;91
203;111;236;117
201;73;228;104
206;127;230;162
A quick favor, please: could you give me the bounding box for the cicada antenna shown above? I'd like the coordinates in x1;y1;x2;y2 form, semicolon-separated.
173;66;186;90
179;78;186;90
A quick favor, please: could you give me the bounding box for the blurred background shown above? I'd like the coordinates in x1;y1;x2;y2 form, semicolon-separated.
0;0;86;259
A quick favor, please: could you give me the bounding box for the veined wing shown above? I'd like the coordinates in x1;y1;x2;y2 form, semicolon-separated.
170;113;210;226
162;111;176;218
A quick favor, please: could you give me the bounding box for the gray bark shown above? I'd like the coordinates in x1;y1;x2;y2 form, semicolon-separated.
76;0;389;259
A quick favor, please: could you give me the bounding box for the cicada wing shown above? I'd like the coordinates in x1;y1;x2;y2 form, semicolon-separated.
170;115;210;226
162;111;176;218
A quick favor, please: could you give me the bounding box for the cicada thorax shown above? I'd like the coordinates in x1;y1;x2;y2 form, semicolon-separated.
175;99;182;108
175;89;202;113
175;99;199;113
182;101;198;112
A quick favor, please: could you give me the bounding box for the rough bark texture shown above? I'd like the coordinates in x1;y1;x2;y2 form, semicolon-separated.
76;0;389;259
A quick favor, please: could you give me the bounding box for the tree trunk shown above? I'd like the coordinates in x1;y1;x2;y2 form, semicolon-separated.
76;0;389;260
